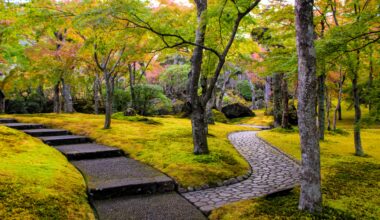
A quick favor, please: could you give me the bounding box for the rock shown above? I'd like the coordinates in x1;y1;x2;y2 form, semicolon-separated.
222;103;255;119
187;187;194;192
123;108;136;116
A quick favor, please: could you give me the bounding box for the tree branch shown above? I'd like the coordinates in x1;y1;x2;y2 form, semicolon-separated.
112;14;222;59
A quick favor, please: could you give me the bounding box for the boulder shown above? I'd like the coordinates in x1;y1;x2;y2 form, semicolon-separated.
222;103;254;119
123;108;136;116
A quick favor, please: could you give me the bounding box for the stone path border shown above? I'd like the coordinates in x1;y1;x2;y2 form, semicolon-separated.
181;131;300;214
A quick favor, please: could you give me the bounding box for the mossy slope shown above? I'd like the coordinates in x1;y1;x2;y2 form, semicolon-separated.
0;126;94;219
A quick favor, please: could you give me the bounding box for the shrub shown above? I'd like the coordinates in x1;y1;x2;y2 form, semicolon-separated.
236;80;252;101
133;84;172;115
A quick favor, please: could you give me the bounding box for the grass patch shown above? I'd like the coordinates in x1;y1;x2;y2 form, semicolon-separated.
3;113;255;188
230;109;273;126
111;112;162;125
0;126;94;219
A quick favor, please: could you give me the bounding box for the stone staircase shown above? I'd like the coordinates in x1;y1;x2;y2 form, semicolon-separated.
0;118;206;220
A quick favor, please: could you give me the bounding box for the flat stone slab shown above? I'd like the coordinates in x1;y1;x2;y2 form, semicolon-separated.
0;118;17;123
23;128;69;137
55;143;125;160
93;192;206;220
39;135;91;146
72;157;175;199
3;123;44;130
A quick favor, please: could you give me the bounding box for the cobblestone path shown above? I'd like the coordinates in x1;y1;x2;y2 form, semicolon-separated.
182;131;300;213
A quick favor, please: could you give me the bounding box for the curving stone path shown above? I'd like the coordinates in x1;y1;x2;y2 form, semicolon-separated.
182;131;300;214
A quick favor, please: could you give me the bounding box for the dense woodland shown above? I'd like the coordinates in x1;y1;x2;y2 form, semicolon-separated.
0;0;379;215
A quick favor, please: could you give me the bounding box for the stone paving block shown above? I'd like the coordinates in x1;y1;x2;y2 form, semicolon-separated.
72;157;176;199
93;192;206;220
55;143;125;160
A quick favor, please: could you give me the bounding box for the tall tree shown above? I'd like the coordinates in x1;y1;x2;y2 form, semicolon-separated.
295;0;322;212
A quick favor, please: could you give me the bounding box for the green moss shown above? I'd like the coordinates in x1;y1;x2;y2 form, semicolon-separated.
111;112;161;125
212;109;229;123
0;126;94;219
4;113;255;188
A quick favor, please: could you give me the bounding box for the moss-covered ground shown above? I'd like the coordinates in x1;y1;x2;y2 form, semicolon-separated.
2;113;255;188
0;126;94;219
211;104;380;219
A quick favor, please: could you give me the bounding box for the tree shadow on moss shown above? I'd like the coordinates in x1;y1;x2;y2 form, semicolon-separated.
322;161;380;219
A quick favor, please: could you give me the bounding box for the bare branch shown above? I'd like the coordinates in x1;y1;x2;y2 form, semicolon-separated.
112;14;222;59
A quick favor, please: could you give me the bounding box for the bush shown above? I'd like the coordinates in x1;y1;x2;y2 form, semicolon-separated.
236;80;252;101
159;64;190;100
5;90;48;114
133;84;172;116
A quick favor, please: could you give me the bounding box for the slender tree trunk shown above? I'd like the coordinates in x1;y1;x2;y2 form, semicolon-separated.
53;81;61;113
317;74;325;140
295;0;322;212
128;63;136;109
281;77;289;128
368;47;373;111
265;76;272;112
249;79;257;110
333;68;344;130
104;74;114;129
189;0;209;154
273;73;283;127
61;78;74;113
326;87;331;131
352;51;364;156
93;73;100;114
0;90;5;114
216;71;231;111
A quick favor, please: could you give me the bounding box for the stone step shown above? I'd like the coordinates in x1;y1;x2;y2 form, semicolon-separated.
0;118;17;123
3;123;44;130
55;143;125;160
72;157;176;199
93;192;206;220
39;135;91;146
23;128;70;137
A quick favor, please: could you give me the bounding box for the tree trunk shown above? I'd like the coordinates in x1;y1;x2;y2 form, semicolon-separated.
264;76;272;112
0;90;5;114
368;47;373;111
273;73;283;127
104;74;114;129
295;0;322;212
189;0;208;154
317;74;325;140
352;52;364;156
249;79;257;110
326;87;331;131
281;77;289;129
128;63;136;109
62;79;74;113
53;81;61;113
333;68;345;130
93;73;100;114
